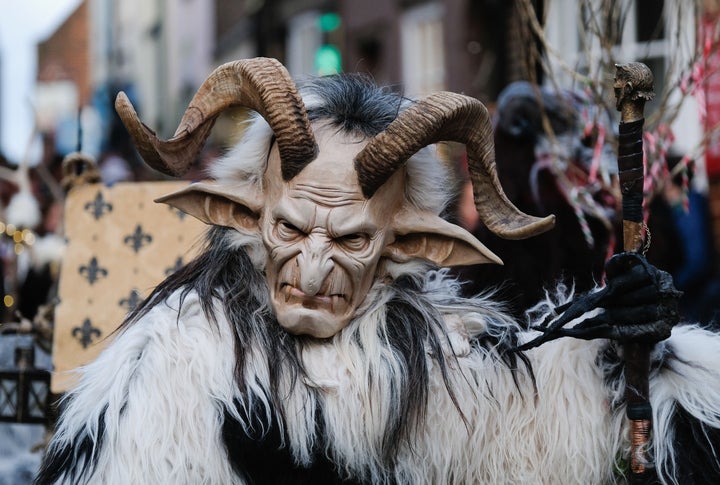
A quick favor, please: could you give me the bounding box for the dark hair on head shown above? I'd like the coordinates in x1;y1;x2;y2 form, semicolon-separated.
299;73;409;137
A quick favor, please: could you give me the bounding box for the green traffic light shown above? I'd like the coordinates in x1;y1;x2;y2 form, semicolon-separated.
318;12;341;32
315;44;342;75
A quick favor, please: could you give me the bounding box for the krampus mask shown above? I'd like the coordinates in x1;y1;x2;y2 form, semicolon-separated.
115;58;555;338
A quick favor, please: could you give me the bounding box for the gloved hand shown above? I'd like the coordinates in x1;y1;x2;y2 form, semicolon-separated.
518;252;682;350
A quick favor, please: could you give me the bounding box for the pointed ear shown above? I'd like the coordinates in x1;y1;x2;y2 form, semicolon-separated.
383;209;502;267
155;182;263;233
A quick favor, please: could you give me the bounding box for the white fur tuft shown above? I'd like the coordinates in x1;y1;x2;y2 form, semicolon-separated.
45;268;720;484
403;145;454;215
209;115;273;186
5;191;41;229
50;292;240;484
30;233;65;270
649;325;720;483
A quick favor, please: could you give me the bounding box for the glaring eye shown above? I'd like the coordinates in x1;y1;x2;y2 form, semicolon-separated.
337;233;370;251
276;220;304;240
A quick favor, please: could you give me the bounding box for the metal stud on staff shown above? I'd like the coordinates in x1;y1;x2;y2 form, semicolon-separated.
614;62;656;483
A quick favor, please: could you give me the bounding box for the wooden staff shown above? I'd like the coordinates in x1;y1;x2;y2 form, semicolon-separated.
614;62;656;483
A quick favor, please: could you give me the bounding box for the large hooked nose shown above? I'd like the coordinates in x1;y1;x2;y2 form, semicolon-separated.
296;234;333;296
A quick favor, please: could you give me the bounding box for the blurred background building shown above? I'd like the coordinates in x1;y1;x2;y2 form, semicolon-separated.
15;0;708;167
28;0;716;238
1;0;719;318
1;1;720;480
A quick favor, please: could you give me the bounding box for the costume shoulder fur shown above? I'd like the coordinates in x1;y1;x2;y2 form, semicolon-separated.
36;260;720;484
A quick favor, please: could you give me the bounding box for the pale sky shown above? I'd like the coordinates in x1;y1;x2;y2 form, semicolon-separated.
0;0;82;164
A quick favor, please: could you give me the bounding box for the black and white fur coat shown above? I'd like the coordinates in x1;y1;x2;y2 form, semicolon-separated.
37;77;720;485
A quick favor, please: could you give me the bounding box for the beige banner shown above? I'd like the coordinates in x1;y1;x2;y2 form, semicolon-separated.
52;182;205;393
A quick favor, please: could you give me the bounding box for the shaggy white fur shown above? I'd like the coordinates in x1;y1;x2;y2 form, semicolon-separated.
648;325;720;483
41;73;720;485
48;271;720;484
50;292;240;484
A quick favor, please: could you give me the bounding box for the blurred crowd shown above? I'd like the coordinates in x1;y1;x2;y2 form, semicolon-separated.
1;79;719;344
0;131;221;329
451;81;720;325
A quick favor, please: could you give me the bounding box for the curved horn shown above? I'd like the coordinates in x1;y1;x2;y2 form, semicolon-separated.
354;92;554;240
115;57;317;178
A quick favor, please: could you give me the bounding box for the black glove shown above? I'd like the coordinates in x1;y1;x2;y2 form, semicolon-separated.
518;252;682;350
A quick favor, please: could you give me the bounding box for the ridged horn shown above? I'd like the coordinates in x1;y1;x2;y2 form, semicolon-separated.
115;57;317;178
354;92;554;240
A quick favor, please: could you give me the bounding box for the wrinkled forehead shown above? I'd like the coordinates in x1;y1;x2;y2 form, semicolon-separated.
264;124;401;207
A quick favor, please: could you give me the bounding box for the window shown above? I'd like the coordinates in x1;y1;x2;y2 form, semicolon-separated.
286;11;323;77
545;0;702;180
400;2;445;96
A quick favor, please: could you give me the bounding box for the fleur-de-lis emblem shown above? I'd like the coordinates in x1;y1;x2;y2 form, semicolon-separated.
165;257;184;276
72;318;102;348
78;257;108;285
124;225;153;253
119;289;143;312
84;191;113;220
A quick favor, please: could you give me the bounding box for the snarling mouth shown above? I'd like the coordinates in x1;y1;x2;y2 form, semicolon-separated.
279;283;347;311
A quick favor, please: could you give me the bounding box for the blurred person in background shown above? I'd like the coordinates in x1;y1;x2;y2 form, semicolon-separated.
653;156;720;323
453;81;618;318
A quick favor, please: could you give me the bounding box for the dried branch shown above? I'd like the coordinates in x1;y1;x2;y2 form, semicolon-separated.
514;0;707;202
